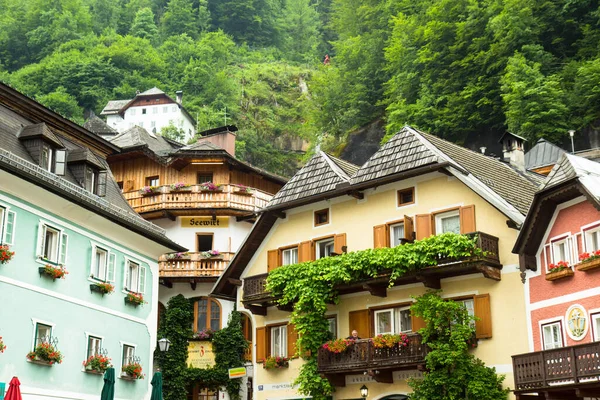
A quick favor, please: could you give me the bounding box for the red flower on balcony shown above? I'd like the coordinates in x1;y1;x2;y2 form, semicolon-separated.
262;356;289;369
579;250;600;263
548;260;570;273
322;338;354;353
371;333;410;349
0;245;15;264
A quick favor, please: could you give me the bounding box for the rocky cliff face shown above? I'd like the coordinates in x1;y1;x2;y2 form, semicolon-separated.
339;119;386;166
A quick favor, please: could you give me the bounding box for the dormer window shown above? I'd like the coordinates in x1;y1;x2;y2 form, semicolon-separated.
18;123;67;175
67;149;108;196
85;166;97;192
41;144;52;171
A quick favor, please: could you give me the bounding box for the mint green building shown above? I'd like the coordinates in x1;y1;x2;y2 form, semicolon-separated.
0;83;185;400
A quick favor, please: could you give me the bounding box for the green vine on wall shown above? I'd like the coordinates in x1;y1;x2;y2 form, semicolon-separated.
266;233;483;399
157;295;249;400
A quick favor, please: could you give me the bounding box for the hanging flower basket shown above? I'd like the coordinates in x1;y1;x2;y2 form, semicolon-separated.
577;251;600;271
124;292;146;306
199;182;223;192
191;329;214;341
39;265;68;280
121;362;144;380
83;354;112;374
322;338;354;353
0;245;15;264
90;282;115;295
546;261;574;281
26;343;63;365
169;182;192;192
262;356;289;370
370;333;410;349
0;336;5;353
139;186;160;196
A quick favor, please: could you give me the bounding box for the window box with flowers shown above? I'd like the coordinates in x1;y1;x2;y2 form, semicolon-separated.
199;182;223;192
262;356;289;370
139;186;161;196
165;252;190;261
0;336;5;353
83;354;112;375
121;362;144;380
191;329;214;341
577;250;600;271
169;182;191;192
0;245;15;265
200;250;221;259
90;282;115;295
233;184;254;196
38;265;68;281
545;261;574;281
26;343;63;366
322;338;354;354
124;292;146;307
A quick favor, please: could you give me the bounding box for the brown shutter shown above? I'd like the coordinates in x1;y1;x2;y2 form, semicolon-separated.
298;241;313;262
125;180;135;192
460;205;476;234
474;294;492;339
404;215;414;241
415;214;432;240
334;233;347;254
411;313;427;333
287;323;298;358
373;224;389;248
267;249;280;272
348;309;371;339
256;327;266;361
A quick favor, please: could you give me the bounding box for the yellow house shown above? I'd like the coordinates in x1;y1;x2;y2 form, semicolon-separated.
212;127;540;400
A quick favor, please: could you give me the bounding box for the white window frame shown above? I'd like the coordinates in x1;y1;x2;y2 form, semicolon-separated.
549;234;572;267
374;309;394;335
315;238;334;259
0;206;13;245
84;166;96;193
281;247;298;266
123;258;146;294
390;222;405;247
31;318;55;350
583;223;600;253
36;221;68;265
326;315;337;340
374;306;412;335
86;333;103;358
90;244;116;283
40;144;52;171
270;325;287;358
119;341;137;375
541;320;564;350
591;312;600;342
435;209;461;234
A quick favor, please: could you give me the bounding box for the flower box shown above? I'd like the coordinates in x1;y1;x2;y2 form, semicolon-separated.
139;186;161;196
38;265;68;280
90;282;115;295
169;183;192;192
577;257;600;272
84;368;104;375
262;356;289;370
124;292;146;307
27;343;63;365
121;362;144;380
28;358;54;366
199;182;223;192
83;354;111;374
545;267;574;281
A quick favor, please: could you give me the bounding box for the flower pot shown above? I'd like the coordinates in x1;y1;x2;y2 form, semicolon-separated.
120;373;137;381
141;191;160;197
84;367;104;375
124;297;141;307
234;190;254;196
577;258;600;272
28;358;53;366
545;268;574;281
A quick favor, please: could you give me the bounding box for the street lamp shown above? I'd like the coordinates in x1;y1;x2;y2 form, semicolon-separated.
569;130;576;153
158;338;171;352
360;385;368;399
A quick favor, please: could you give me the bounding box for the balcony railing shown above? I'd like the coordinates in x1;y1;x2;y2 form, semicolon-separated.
242;232;500;308
512;342;600;393
159;252;234;279
123;184;273;215
317;335;428;377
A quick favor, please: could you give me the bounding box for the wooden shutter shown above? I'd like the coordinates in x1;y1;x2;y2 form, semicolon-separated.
415;214;432;240
97;171;107;197
334;233;347;254
348;309;371;339
125;180;135;192
267;249;280;272
298;241;313;262
256;327;266;362
474;294;492;339
411;313;427;333
373;224;389;248
287;323;298;358
404;215;414;241
460;205;476;234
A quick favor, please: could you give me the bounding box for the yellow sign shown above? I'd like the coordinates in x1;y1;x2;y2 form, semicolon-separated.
180;217;229;228
228;367;246;379
187;341;216;369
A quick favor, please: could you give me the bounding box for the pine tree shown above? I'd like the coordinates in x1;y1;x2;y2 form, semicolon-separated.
130;7;158;42
160;0;197;39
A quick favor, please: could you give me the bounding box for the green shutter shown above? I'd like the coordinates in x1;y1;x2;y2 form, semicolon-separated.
4;211;15;245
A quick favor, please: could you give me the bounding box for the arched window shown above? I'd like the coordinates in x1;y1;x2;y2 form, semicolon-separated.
194;297;221;332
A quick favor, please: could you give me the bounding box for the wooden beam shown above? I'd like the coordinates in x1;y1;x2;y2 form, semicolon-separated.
416;275;441;289
542;391;582;400
159;279;173;288
163;210;176;221
348;191;364;200
190;281;197;291
515;395;544;400
247;305;267;316
273;210;286;219
362;283;387;297
277;304;294;312
576;388;600;398
371;369;393;384
323;374;346;387
227;278;243;286
477;265;502;281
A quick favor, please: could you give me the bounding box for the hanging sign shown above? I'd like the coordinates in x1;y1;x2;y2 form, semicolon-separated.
187;341;216;368
565;304;588;341
228;367;247;379
180;217;229;228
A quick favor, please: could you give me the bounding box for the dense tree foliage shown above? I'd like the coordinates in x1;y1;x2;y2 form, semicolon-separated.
3;0;600;175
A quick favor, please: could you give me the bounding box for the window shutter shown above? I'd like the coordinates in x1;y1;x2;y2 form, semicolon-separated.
59;232;68;265
287;323;298;358
411;313;427;333
474;294;492;339
124;261;131;290
107;253;116;282
97;171;107;197
348;309;371;339
334;233;347;254
4;211;15;245
415;214;432;240
54;149;66;176
298;241;313;262
139;265;147;294
36;222;46;257
373;224;389;248
256;327;266;362
460;205;476;234
91;245;98;278
404;215;414;241
267;249;280;272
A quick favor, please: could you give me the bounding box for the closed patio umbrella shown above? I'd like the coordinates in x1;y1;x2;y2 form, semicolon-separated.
100;368;115;400
5;377;22;400
150;372;163;400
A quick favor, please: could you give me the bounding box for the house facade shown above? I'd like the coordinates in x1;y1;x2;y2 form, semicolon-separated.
100;87;197;143
512;154;600;399
0;83;184;400
212;126;541;400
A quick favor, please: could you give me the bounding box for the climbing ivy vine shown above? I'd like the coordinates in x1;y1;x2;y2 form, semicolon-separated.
266;233;483;399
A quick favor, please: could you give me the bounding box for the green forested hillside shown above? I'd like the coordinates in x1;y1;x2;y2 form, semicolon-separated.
2;0;600;176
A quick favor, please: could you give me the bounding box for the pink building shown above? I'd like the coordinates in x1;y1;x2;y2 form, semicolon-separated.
512;153;600;399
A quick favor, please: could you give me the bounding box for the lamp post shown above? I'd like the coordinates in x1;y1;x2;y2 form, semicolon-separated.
569;130;575;153
158;338;171;352
360;385;368;399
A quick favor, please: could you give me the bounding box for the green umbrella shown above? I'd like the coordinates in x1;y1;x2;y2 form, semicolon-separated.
100;368;115;400
150;372;163;400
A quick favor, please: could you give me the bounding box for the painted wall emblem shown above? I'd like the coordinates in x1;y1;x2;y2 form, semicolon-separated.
565;304;588;341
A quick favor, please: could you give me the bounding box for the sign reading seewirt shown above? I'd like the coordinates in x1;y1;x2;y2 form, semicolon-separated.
180;217;229;228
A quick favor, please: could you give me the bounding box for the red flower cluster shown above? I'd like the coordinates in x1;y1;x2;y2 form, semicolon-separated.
548;260;570;273
27;342;63;364
371;333;410;349
44;265;68;279
126;292;146;305
83;354;112;372
0;245;15;264
96;282;114;294
579;250;600;263
263;356;289;370
122;362;144;379
0;336;6;353
322;338;354;353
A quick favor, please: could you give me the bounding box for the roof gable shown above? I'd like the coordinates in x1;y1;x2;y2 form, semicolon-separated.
110;126;175;155
525;139;566;170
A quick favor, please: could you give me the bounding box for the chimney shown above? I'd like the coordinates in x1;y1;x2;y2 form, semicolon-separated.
480;146;486;155
499;132;526;171
196;126;237;157
176;90;183;104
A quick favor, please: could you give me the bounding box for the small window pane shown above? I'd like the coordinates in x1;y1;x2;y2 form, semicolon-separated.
197;299;207;331
376;310;393;335
397;308;412;333
317;239;334;259
210;301;220;331
88;336;102;357
543;323;562;350
391;224;405;247
282;248;298;266
36;323;52;347
122;345;135;365
441;215;460;234
43;227;59;262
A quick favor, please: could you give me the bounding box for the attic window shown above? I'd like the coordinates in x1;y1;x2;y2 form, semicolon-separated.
314;209;329;227
142;108;147;115
397;187;415;206
84;166;108;197
40;144;66;175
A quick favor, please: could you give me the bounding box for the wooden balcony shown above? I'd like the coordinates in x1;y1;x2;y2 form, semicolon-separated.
317;335;428;386
512;342;600;399
123;184;273;219
242;232;501;315
159;252;234;287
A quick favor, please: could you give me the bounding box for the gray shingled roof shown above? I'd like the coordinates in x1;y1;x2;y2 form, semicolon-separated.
268;152;351;207
84;115;118;137
19;123;65;148
110;126;175;155
328;153;360;177
525;139;566;170
100;100;130;115
67;148;106;170
138;87;165;96
179;141;224;152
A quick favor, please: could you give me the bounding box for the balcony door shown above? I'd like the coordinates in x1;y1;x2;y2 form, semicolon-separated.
197;234;213;251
